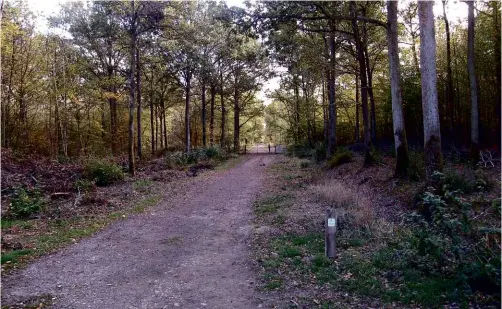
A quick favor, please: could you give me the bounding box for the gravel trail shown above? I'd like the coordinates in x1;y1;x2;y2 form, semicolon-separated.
2;155;275;309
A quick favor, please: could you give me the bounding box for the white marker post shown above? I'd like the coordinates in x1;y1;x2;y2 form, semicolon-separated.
325;208;337;258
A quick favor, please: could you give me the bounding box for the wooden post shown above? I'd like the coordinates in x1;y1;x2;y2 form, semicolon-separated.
274;145;277;154
325;208;337;258
244;144;246;154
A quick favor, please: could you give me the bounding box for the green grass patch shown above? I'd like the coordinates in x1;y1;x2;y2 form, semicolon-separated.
327;149;354;169
133;195;161;213
263;272;284;290
1;218;33;230
1;249;32;264
133;179;154;193
254;194;292;214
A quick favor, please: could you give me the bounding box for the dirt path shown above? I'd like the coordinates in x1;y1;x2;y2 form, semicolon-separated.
2;155;276;309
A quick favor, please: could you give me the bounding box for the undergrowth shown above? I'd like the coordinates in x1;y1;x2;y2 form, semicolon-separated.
255;156;501;308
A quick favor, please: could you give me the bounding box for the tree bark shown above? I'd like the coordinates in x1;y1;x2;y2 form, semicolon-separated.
233;89;240;152
293;75;300;143
327;33;337;156
355;73;360;143
387;1;409;177
209;84;216;146
150;78;155;155
493;2;501;148
362;19;377;144
467;0;479;160
201;81;207;147
442;0;455;139
418;1;443;179
350;1;373;165
136;46;142;159
185;72;192;152
220;65;225;149
128;2;136;175
322;74;328;148
162;97;167;149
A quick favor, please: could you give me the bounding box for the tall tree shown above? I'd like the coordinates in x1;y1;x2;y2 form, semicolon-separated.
466;0;479;159
386;0;408;177
350;1;373;164
418;1;443;179
442;0;455;139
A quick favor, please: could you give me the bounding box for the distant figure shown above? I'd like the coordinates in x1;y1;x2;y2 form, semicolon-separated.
268;144;271;153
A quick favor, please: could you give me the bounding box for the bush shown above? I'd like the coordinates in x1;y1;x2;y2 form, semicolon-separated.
313;143;326;162
83;159;124;186
203;146;224;159
10;187;44;218
444;169;476;193
287;143;313;159
326;149;353;169
397;173;501;303
165;147;227;169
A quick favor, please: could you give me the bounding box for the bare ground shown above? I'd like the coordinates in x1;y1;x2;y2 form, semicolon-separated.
2;155;276;309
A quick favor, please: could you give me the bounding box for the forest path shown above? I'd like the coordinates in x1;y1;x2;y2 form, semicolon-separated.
2;155;276;309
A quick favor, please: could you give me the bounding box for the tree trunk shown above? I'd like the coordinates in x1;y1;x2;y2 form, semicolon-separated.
185;73;192;152
467;1;479;160
150;80;155;155
128;4;136;176
411;35;420;77
201;81;207;147
210;84;215;146
355;74;360;143
136;46;142;159
494;2;501;148
418;1;443;179
162;97;167;149
233;87;240;152
322;75;328;147
220;67;225;148
155;103;159;150
2;36;16;148
293;75;300;143
387;1;409;177
362;20;377;144
327;34;337;156
350;1;373;165
442;0;455;140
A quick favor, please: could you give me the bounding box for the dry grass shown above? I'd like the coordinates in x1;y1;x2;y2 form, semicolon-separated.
310;179;375;229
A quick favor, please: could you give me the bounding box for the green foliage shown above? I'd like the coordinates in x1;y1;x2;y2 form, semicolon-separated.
443;169;476;193
474;169;494;191
1;218;33;230
10;187;44;218
83;159;124;186
313;143;327;162
326;149;354;169
395;173;501;303
165;147;227;169
287;143;313;158
203;145;224;159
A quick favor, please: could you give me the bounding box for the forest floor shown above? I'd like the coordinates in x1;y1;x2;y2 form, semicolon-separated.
252;153;500;308
2;154;277;308
1;150;500;308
